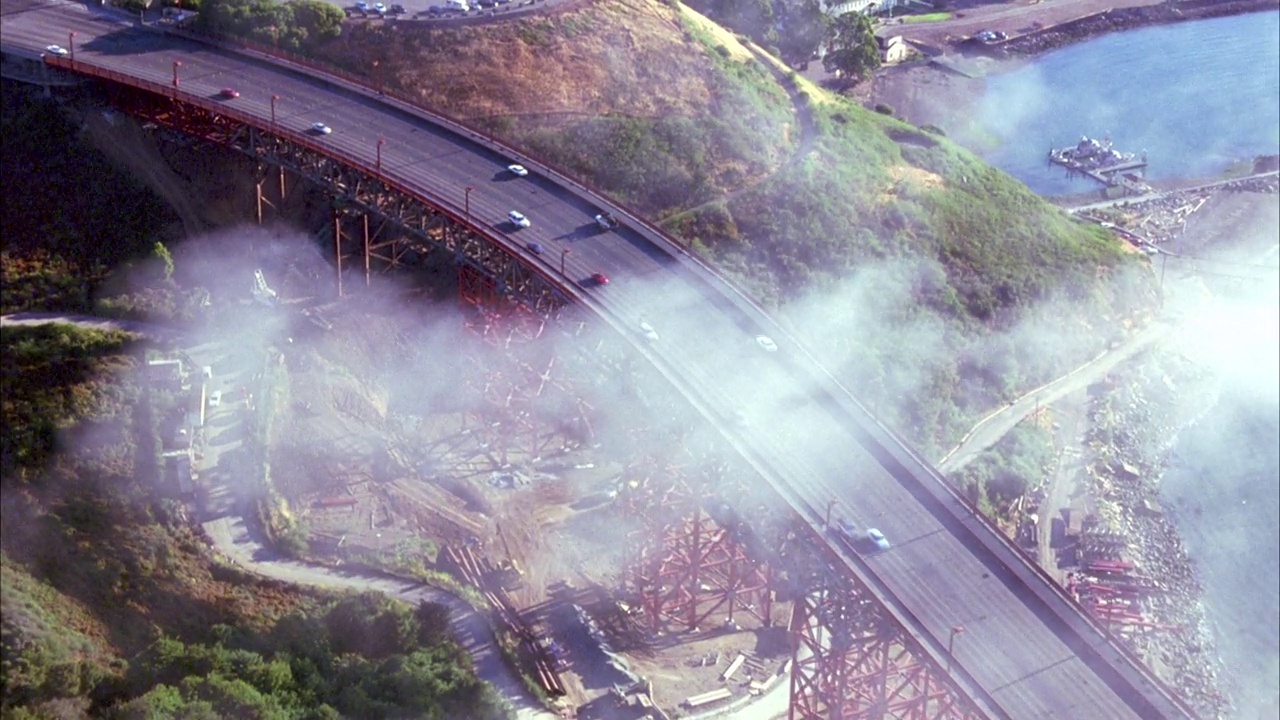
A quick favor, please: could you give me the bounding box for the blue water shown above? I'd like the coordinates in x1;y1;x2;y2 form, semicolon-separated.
973;11;1280;195
1162;288;1280;718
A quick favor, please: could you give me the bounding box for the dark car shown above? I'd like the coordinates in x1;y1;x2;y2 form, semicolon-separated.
526;241;544;255
390;3;406;12
589;272;609;286
219;87;240;99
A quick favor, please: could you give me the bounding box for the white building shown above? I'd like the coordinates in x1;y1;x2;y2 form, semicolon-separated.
824;0;902;17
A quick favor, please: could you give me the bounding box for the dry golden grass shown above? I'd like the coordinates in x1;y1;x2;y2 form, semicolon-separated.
679;4;752;62
324;0;738;125
877;163;947;204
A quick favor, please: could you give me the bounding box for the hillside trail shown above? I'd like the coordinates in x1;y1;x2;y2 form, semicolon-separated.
662;44;818;227
0;312;559;720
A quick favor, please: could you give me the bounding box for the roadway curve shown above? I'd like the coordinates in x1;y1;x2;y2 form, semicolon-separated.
0;3;1194;718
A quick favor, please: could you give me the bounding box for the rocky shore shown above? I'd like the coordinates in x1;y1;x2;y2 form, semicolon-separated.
996;0;1280;57
1081;341;1231;718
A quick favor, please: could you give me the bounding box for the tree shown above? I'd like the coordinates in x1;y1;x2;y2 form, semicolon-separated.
823;12;881;82
777;0;830;65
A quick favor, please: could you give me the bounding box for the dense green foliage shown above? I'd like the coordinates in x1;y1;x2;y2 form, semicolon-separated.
195;0;346;53
823;12;881;81
0;325;134;477
0;85;174;316
688;0;829;64
952;423;1055;519
103;594;505;720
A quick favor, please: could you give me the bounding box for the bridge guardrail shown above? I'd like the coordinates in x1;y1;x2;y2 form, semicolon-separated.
45;32;1198;717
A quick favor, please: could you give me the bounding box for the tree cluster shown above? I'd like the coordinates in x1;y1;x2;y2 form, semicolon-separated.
5;592;508;720
194;0;346;53
687;0;881;80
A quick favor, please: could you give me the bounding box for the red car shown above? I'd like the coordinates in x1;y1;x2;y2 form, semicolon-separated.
219;88;240;99
589;272;609;286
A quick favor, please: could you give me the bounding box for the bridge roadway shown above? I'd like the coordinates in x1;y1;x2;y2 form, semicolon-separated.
2;2;1194;718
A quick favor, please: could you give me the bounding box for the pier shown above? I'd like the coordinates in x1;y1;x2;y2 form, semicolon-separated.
1049;135;1150;194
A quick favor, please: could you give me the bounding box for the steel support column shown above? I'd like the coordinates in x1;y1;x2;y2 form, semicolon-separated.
788;565;980;720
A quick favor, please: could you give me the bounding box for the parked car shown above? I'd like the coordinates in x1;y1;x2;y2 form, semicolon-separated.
219;87;240;99
755;335;778;352
508;210;531;229
427;5;444;14
390;3;406;13
208;390;223;408
356;0;370;10
44;45;69;57
526;241;544;255
373;2;387;13
589;272;610;286
311;122;333;135
507;164;529;177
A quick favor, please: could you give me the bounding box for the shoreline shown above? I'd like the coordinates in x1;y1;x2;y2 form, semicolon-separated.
994;0;1280;58
864;3;1280;143
1034;186;1278;718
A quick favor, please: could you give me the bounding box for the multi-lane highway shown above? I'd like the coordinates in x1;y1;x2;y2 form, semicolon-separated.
1;2;1194;717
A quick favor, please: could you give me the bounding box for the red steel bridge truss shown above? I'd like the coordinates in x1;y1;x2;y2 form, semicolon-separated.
76;61;570;319
59;60;988;719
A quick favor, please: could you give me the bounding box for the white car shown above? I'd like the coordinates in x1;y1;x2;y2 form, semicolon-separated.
44;45;69;57
507;164;529;177
639;320;660;343
356;1;370;10
508;211;531;229
373;2;387;12
311;122;333;135
755;335;778;352
208;390;223;408
867;528;891;552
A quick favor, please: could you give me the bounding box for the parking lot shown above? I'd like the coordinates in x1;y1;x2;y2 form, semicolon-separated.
341;0;566;25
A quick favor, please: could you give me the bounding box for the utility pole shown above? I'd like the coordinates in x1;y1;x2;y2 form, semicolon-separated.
948;625;966;671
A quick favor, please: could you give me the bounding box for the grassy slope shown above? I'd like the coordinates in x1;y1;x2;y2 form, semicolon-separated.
314;0;1158;456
